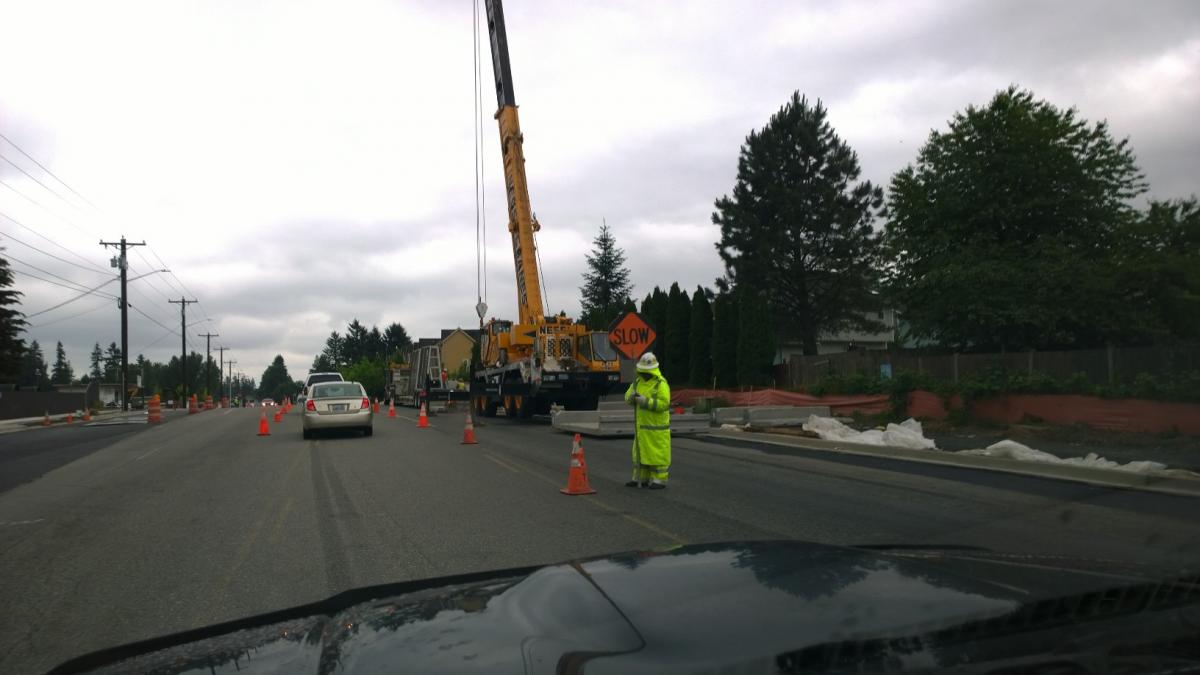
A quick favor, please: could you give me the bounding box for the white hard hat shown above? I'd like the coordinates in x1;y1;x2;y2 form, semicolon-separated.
636;352;659;372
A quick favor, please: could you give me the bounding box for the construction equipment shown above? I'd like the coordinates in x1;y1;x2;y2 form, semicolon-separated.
471;0;621;419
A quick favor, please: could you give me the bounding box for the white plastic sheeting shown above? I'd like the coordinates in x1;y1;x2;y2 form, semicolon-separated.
800;415;1169;474
802;416;936;450
959;440;1167;474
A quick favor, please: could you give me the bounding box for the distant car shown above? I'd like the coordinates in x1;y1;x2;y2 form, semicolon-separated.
104;401;120;408
303;381;372;439
261;398;275;407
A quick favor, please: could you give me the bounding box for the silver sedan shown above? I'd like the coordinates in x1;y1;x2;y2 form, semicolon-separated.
302;381;374;439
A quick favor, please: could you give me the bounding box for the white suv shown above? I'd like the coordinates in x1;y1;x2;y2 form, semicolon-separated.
300;372;344;402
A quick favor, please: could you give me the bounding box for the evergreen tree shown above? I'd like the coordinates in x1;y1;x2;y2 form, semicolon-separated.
664;282;691;382
343;320;369;364
0;248;25;382
736;290;774;386
20;339;50;390
640;287;669;364
579;222;634;330
367;326;385;359
258;354;297;402
89;342;103;380
320;331;345;370
103;342;122;381
885;87;1148;350
712;293;739;388
688;287;713;387
383;322;411;358
714;92;884;355
51;341;73;385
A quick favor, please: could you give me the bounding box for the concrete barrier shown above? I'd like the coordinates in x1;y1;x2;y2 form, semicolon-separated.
711;405;832;427
552;410;711;438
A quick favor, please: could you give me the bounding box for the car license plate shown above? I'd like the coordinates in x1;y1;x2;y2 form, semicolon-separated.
331;403;348;412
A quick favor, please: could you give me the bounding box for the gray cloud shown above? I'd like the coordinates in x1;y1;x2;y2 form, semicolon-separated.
5;0;1198;381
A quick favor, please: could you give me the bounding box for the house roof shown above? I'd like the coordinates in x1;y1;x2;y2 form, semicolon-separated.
440;328;480;343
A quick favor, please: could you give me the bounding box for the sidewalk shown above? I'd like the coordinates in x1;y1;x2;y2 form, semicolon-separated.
704;428;1200;499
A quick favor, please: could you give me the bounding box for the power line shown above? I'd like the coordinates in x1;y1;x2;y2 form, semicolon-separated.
148;245;212;322
135;325;181;355
28;297;111;328
0;229;112;276
10;267;118;298
6;252;115;295
24;277;120;318
0;132;99;209
128;302;179;336
0;154;93;235
0;206;108;271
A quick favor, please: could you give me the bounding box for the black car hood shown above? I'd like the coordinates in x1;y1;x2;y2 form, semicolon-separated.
52;541;1198;674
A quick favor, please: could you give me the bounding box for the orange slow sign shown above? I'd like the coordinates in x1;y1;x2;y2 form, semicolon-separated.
608;312;657;361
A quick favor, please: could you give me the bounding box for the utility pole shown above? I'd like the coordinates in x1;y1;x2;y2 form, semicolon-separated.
100;236;146;411
227;359;237;406
200;332;219;399
169;298;198;403
215;346;228;404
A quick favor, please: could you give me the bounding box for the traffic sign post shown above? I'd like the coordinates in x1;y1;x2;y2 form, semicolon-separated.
607;312;657;361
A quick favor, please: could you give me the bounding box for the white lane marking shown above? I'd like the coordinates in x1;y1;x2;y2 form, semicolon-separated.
136;446;163;460
0;519;45;527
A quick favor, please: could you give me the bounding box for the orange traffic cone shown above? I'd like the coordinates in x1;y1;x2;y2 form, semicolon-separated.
417;402;429;428
388;401;396;419
83;408;92;422
257;409;270;436
373;399;380;414
560;434;596;495
66;412;74;424
461;409;478;445
43;411;51;427
273;408;283;423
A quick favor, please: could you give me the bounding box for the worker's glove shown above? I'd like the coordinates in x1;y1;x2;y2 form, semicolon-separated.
633;394;648;408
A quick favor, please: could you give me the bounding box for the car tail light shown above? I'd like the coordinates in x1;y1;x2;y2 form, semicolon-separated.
361;397;370;409
306;400;316;411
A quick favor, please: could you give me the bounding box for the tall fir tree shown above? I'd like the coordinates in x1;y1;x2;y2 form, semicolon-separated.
20;339;50;390
0;248;25;382
89;342;103;380
579;222;633;330
688;287;713;387
383;322;412;358
103;342;122;381
51;341;73;385
664;283;691;382
714;92;884;355
712;292;739;388
736;290;775;386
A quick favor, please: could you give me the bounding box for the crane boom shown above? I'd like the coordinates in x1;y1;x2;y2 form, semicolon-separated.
484;0;543;325
471;0;620;420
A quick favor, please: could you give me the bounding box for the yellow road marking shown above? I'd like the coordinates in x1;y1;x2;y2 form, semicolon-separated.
483;453;521;473
268;497;295;545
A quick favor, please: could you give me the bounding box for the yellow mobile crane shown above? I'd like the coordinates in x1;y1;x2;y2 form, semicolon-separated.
471;0;620;418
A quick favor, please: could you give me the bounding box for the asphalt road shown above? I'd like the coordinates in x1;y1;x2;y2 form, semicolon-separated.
0;406;1196;673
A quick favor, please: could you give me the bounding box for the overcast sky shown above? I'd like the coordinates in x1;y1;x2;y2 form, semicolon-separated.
2;0;1197;383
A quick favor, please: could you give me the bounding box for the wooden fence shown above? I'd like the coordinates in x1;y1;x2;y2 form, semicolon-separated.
785;345;1200;390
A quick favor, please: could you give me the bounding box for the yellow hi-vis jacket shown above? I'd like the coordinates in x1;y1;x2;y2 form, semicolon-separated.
624;366;671;470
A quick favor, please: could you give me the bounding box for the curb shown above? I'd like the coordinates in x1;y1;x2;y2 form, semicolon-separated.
703;429;1200;499
0;409;153;435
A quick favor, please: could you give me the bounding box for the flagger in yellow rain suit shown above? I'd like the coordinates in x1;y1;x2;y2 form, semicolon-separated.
624;352;671;489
